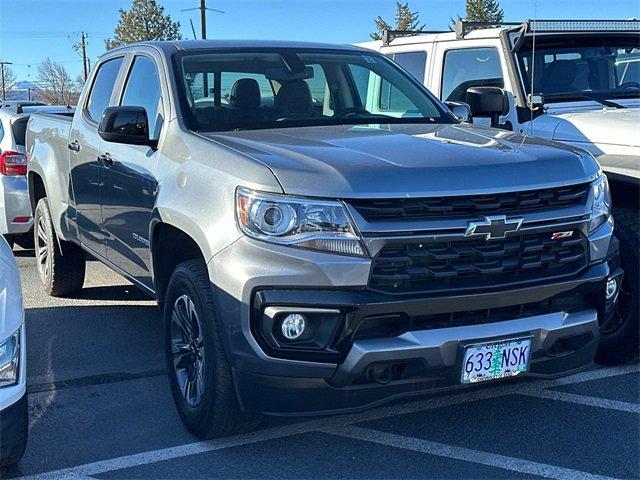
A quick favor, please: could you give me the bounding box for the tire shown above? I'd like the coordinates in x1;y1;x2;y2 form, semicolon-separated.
2;235;14;250
0;397;28;469
163;259;261;438
34;198;86;297
597;208;639;365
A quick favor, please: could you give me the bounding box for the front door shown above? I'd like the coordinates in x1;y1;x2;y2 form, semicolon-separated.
101;55;162;289
69;56;124;258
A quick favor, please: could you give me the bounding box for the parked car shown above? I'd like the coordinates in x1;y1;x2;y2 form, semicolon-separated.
0;235;27;468
27;39;622;438
0;106;74;249
359;19;639;362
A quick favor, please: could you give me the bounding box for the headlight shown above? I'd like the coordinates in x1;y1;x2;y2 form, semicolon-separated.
0;329;20;387
236;188;366;256
589;174;612;233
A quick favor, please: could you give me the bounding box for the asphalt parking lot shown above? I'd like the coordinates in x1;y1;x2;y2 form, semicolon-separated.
6;247;640;480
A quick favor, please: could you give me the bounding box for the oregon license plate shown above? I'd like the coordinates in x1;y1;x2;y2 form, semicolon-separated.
461;338;532;384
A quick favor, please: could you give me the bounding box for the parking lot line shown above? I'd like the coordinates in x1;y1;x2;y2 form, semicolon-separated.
520;389;640;413
322;425;620;480
20;365;638;480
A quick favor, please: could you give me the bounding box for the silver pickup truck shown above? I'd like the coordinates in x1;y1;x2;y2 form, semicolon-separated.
26;40;628;438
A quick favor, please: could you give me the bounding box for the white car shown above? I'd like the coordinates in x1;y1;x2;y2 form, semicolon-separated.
0;108;33;249
0;235;27;468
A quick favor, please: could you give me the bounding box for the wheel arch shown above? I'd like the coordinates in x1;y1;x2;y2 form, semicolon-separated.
150;214;212;307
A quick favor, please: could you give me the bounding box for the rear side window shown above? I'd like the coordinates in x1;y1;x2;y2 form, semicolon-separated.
86;57;124;122
441;47;503;102
391;52;427;82
121;56;162;139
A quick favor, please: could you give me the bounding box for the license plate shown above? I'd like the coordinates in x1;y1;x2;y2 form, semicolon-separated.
461;337;532;384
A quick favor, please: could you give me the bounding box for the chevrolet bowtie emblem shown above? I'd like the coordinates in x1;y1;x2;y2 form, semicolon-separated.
465;215;524;240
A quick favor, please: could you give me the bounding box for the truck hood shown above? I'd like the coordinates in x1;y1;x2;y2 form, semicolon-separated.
551;107;640;148
202;123;599;198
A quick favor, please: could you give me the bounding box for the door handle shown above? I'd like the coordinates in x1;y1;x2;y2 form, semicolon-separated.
68;141;81;153
98;153;113;167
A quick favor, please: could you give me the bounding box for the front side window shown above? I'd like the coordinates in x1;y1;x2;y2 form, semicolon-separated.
516;35;640;102
175;49;449;132
86;57;124;122
441;47;503;102
121;56;162;139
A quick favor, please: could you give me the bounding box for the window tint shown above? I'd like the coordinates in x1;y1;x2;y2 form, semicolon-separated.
441;48;503;102
0;121;4;142
391;52;426;81
87;57;124;122
121;56;162;139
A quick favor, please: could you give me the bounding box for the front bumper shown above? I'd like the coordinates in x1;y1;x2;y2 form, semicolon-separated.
211;238;616;415
0;392;27;460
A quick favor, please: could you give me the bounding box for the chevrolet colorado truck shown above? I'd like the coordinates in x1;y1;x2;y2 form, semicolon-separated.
359;20;639;356
27;40;624;438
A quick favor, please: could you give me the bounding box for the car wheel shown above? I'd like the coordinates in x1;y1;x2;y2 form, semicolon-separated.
164;259;261;438
597;208;639;365
34;198;86;296
2;235;14;250
0;396;28;469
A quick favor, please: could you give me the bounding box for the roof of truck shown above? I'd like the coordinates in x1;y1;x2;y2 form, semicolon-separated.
106;39;366;56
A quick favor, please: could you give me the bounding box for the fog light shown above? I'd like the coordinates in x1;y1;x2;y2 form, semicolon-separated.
281;314;306;340
606;278;619;300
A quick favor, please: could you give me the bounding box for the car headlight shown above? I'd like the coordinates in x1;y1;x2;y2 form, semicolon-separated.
0;329;20;387
589;174;612;233
236;188;367;256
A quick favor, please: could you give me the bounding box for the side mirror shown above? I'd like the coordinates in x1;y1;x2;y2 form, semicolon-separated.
445;101;473;123
98;106;157;148
465;87;508;127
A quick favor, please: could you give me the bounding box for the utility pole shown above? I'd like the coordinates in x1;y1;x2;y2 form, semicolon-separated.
80;32;88;81
182;1;224;40
200;0;207;39
74;33;89;81
0;61;13;101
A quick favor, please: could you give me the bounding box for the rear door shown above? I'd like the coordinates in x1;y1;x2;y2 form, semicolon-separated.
69;56;124;258
100;54;163;288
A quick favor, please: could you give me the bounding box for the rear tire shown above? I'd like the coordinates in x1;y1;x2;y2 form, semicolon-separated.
597;208;639;365
164;259;261;439
34;198;86;296
2;235;14;250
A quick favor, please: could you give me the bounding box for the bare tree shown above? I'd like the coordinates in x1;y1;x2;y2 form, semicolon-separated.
1;64;17;100
35;58;80;105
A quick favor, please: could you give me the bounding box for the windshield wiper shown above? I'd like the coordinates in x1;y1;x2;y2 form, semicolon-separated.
546;93;627;109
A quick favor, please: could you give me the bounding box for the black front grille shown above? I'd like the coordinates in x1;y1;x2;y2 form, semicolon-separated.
350;184;590;221
370;231;589;295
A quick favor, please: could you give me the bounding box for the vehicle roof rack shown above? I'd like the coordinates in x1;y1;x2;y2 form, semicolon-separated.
381;29;449;46
455;19;640;39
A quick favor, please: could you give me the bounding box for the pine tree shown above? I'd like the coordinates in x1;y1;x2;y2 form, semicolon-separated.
371;2;425;40
452;0;504;29
105;0;182;50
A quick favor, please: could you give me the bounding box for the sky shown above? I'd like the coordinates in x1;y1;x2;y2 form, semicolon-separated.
1;0;639;82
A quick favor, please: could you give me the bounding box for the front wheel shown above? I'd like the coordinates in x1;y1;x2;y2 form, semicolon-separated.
164;259;261;438
34;198;86;296
597;208;639;365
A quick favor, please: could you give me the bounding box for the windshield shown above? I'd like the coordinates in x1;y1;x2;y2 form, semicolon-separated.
174;48;451;132
515;35;640;102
